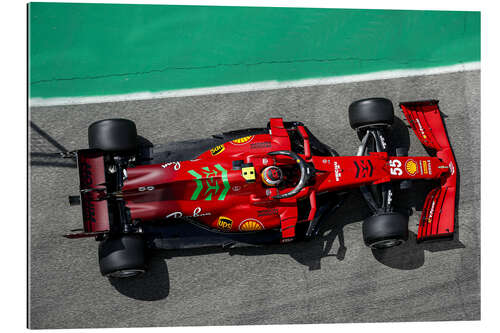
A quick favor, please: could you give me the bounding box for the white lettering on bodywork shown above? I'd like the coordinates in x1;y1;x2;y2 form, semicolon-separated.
166;207;211;219
449;161;455;175
379;134;387;150
428;200;436;223
138;186;154;191
415;119;427;139
162;161;181;170
334;161;342;181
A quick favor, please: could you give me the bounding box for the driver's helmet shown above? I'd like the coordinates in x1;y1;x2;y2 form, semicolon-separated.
261;166;283;186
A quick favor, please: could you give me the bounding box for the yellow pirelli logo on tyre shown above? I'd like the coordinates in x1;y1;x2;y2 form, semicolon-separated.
210;144;225;156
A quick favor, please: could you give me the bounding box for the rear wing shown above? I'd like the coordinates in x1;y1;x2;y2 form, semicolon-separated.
400;100;458;241
64;149;110;238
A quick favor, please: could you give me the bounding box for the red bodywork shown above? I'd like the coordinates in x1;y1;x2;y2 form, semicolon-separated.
71;101;457;242
400;101;457;240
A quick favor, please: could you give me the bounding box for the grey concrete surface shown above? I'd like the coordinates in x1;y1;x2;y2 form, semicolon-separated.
29;70;480;329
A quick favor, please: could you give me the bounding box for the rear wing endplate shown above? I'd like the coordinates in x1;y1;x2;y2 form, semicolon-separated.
75;149;110;234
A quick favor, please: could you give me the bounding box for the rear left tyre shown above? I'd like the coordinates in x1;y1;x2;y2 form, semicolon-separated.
362;212;408;249
98;234;146;278
88;118;137;152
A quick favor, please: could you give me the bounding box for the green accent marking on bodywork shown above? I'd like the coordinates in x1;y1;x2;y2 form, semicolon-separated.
188;164;229;201
187;170;203;200
203;177;219;200
201;167;219;200
215;164;230;200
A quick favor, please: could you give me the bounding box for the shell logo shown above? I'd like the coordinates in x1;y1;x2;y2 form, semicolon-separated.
405;159;418;176
231;136;254;145
239;219;264;231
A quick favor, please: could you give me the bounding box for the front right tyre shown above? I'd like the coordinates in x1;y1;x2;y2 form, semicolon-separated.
362;212;408;249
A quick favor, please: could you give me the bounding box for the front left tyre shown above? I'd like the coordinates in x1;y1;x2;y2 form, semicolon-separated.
348;97;394;130
98;234;146;278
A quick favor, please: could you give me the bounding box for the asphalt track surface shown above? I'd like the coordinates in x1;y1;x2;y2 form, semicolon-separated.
29;70;480;329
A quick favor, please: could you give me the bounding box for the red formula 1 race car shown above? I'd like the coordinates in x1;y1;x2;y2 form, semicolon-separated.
65;98;457;278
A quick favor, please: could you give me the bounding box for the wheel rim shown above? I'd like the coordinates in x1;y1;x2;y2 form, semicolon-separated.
370;239;403;249
108;269;144;278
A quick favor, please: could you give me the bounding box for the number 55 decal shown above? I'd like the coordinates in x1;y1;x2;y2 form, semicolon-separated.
389;159;402;175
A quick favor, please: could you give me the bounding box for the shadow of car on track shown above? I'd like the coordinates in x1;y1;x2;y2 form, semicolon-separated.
29;121;77;168
108;185;464;300
371;231;465;270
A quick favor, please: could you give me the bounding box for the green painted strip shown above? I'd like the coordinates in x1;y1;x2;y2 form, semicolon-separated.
29;3;480;98
187;170;202;200
215;164;230;201
188;164;229;201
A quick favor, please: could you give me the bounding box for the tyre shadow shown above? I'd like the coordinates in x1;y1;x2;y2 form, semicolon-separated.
371;231;465;270
108;254;170;301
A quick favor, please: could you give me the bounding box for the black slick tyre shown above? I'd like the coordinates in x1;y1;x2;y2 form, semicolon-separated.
362;212;408;249
88;118;137;152
98;234;146;278
348;98;394;130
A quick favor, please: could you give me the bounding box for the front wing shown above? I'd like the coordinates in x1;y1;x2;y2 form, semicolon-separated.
400;100;458;241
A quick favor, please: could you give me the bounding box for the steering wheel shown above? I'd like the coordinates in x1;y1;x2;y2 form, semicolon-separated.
268;150;314;199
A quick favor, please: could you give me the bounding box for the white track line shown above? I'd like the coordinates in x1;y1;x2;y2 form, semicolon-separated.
30;61;480;107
